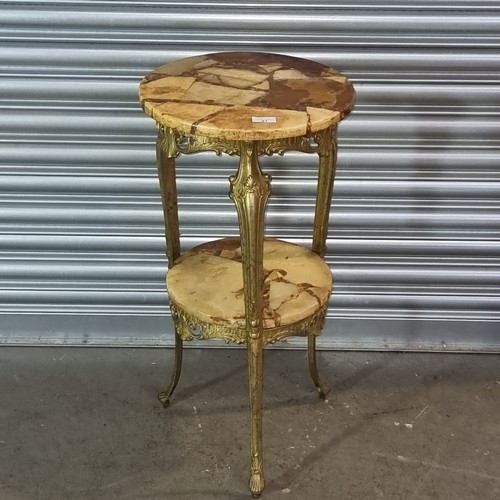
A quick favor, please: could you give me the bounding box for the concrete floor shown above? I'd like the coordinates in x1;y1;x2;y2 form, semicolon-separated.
0;347;499;500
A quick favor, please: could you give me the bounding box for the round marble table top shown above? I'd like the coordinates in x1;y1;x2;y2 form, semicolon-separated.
139;51;355;141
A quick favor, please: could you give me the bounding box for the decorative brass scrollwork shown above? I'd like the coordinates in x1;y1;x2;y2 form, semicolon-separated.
156;125;337;159
176;133;241;156
170;300;327;346
157;124;180;158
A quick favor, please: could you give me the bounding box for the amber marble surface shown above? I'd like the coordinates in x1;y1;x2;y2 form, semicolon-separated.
167;238;333;330
140;52;355;140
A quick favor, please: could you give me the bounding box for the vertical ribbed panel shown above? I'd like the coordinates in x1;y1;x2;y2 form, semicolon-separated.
1;1;499;350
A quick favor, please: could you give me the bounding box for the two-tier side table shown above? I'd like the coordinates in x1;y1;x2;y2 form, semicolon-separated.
139;52;355;497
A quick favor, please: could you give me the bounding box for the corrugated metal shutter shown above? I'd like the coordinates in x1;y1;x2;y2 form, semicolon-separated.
1;0;499;350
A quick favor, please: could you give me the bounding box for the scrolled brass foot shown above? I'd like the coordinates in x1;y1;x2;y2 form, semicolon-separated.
317;382;331;400
158;391;171;408
249;472;265;498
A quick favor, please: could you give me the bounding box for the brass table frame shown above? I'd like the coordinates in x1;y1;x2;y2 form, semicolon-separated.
155;123;337;497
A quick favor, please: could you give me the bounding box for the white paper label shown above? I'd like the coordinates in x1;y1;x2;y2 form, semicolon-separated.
251;116;277;123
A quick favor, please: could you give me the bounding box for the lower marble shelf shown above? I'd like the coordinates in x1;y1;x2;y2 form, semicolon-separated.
167;238;332;344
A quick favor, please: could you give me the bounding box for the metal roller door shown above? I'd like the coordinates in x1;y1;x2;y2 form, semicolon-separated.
1;1;499;350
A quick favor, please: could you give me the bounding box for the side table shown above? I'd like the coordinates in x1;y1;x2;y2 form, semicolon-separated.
139;52;355;497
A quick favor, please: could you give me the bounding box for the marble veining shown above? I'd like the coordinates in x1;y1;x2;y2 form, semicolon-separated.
140;52;355;140
167;238;333;329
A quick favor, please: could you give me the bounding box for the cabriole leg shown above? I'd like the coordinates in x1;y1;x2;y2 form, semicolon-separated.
308;127;336;400
308;334;330;400
158;329;183;408
229;142;270;497
156;125;183;409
